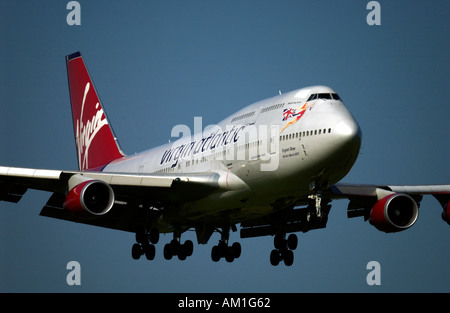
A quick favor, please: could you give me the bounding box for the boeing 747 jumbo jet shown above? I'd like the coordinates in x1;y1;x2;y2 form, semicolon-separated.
1;52;449;266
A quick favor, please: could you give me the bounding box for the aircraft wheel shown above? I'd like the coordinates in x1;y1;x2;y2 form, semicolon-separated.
283;250;294;266
184;240;194;257
274;234;284;250
211;245;220;262
144;244;156;260
164;243;173;260
149;228;160;244
211;241;241;262
132;243;142;260
178;246;187;261
287;234;298;250
232;242;241;258
217;241;227;257
135;233;145;244
270;249;280;266
225;247;235;263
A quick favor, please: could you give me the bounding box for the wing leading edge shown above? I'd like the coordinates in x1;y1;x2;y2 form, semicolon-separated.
0;166;232;233
329;183;450;228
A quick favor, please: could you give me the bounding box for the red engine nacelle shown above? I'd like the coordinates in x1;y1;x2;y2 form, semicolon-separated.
369;193;419;233
64;180;115;219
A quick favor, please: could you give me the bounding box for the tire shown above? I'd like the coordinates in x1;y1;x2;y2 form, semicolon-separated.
164;243;173;260
218;241;227;257
144;244;156;260
287;234;298;250
135;233;145;244
225;247;235;263
274;234;284;250
132;243;142;260
149;228;159;244
270;249;280;266
184;240;194;257
178;246;187;261
211;245;220;262
283;250;294;266
232;242;241;259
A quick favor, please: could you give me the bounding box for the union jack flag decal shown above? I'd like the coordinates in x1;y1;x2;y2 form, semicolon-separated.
280;102;315;133
282;108;300;121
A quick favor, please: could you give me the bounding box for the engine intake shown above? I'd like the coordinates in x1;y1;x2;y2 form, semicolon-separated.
370;193;419;233
64;180;114;219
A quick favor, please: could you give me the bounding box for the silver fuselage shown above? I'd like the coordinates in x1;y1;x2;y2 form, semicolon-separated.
103;86;362;229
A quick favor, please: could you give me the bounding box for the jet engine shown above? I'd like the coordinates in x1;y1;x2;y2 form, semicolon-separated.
369;193;419;233
64;180;115;219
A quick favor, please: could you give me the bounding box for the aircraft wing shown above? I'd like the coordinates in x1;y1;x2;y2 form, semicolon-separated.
329;182;450;205
330;183;450;197
328;183;450;227
241;182;450;239
0;166;230;233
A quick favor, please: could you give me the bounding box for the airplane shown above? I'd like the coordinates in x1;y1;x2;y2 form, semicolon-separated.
1;51;449;266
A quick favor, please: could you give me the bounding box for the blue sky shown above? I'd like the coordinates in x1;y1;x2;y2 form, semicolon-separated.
0;0;449;292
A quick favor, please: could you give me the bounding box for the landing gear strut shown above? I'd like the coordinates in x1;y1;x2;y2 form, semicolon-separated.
132;228;159;260
211;228;241;263
270;233;297;266
306;192;331;226
307;192;323;221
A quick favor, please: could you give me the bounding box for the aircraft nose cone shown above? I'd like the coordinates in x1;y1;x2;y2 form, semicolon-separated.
335;118;361;137
335;118;362;149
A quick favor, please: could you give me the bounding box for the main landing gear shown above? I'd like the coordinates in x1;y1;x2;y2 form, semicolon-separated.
163;235;194;261
211;228;241;263
270;233;298;266
132;228;159;260
132;228;194;261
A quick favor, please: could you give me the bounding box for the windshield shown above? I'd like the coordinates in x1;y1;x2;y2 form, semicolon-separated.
307;93;341;101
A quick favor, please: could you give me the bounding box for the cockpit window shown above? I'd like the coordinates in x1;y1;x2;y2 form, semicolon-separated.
318;93;332;99
307;93;317;101
331;93;341;100
308;92;342;101
307;93;341;101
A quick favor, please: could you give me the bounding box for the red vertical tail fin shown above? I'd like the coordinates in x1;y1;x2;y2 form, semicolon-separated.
66;52;125;171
